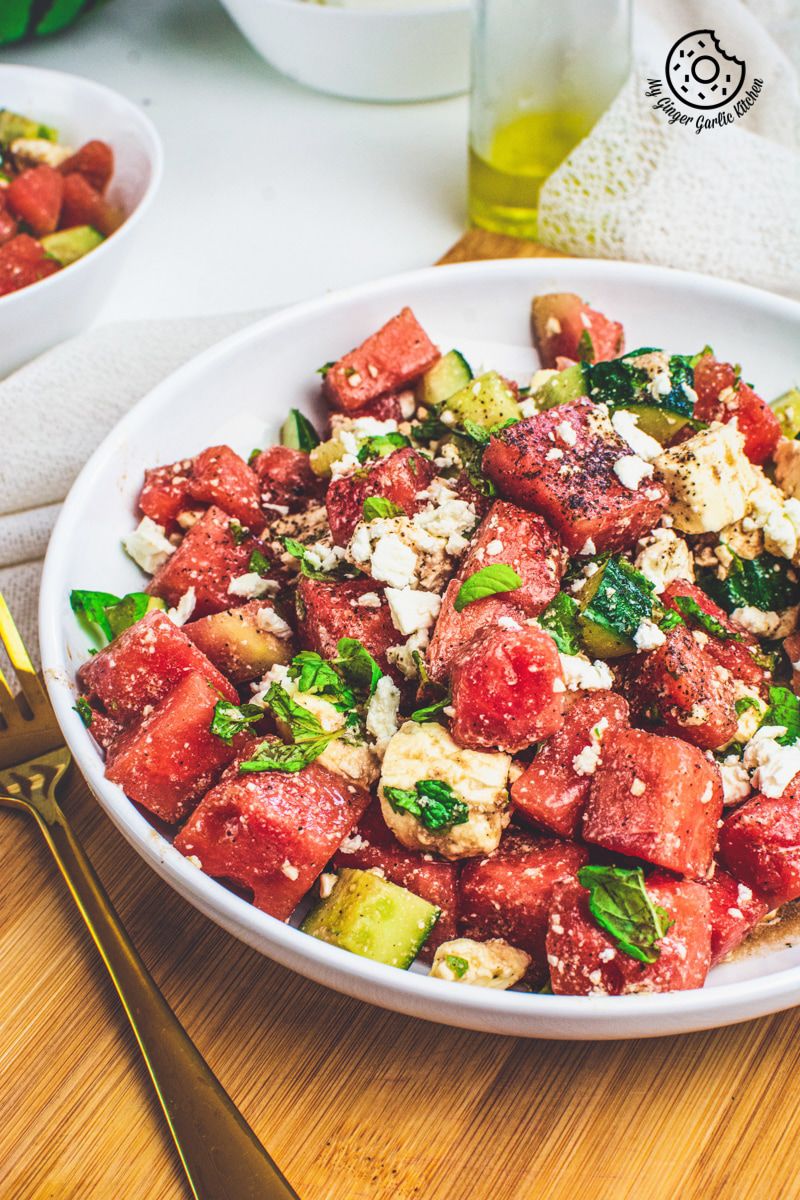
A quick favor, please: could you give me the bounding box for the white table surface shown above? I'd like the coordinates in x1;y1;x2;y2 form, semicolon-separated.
0;0;468;322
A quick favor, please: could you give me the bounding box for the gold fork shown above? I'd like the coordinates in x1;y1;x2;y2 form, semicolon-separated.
0;595;299;1200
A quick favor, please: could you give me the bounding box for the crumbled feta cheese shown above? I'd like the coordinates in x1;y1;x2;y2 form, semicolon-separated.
386;629;429;679
228;572;276;600
654;422;757;534
10;136;73;168
122;516;175;575
730;605;799;639
633;619;666;652
614;454;653;491
555;420;577;447
545;316;562;336
546;447;564;461
338;831;368;854
558;652;614;691
635;528;694;593
356;591;382;609
319;872;337;899
578;537;596;556
630;777;646;797
486;539;504;555
281;860;299;881
429;937;530;989
256;606;293;639
365;674;401;750
611;409;663;462
370;533;419;589
572;717;609;777
743;726;800;798
719;756;752;805
167;587;197;626
775;437;800;500
385;587;441;636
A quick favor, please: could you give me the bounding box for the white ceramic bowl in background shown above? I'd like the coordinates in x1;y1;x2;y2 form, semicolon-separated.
41;259;800;1040
0;65;162;378
217;0;471;102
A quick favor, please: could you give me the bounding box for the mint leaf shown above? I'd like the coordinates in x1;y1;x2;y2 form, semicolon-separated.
248;548;271;576
356;432;410;463
578;865;673;964
410;694;451;723
385;778;469;831
445;954;470;978
539;592;581;655
316;361;335;377
335;637;381;700
673;595;741;641
288;650;344;698
363;496;404;521
461;419;491;445
454;564;522;613
239;740;321;774
70;589;159;643
228;520;249;546
577;329;595;363
73;696;93;727
735;695;761;716
210;699;264;744
698;548;798;614
237;683;344;773
761;686;800;746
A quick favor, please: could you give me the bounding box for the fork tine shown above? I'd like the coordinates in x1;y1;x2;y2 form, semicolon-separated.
0;594;50;717
0;662;22;727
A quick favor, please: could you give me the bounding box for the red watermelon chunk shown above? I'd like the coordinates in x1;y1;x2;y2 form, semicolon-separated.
186;444;265;532
326;390;411;422
704;864;769;965
582;727;723;877
251;445;325;514
296;575;399;681
626;623;738;750
0;208;18;246
59;139;114;193
147;505;268;617
326;447;436;547
450;623;565;753
331;802;458;960
546;875;711;995
323;307;440;414
718;778;800;907
482;400;669;554
7;165;63;236
512;692;630;839
661;578;765;690
427;500;564;683
531;293;624;367
139;458;195;530
174;755;371;919
0;233;59;296
77;609;236;742
693;353;780;465
60;171;121;236
105;670;240;823
458;830;588;981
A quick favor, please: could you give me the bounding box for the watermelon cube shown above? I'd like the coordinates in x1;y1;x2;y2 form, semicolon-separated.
661;579;765;689
7;165;63;237
718;778;800;907
546;874;711;995
531;293;624;367
77;609;237;743
185;599;294;683
147;506;268;617
704;864;769;965
60;171;121;236
0;208;18;246
296;576;398;680
105;670;240;823
186;444;265;532
427;500;564;683
331;801;459;960
482;400;669;554
0;233;59;296
693;353;781;465
626;623;738;750
59;139;114;193
174;757;371;919
450;622;565;753
326;390;410;422
582;727;723;877
251;445;326;514
323;307;440;414
512;692;630;839
458;830;588;981
138;458;195;531
326;447;436;546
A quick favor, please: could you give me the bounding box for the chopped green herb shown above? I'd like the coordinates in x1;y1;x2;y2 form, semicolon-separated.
363;496;404;521
356;432;411;463
73;696;93;727
316;361;335;377
410;693;451;723
445;954;470;978
577;329;595;363
760;686;800;746
672;595;742;641
238;683;344;773
656;606;684;632
335;637;382;700
248;548;271;576
539;592;582;656
578;864;673;964
70;589;162;644
287;637;381;712
689;345;714;369
281;408;320;452
384;778;469;831
735;695;762;716
454;564;522;612
229;521;249;546
248;447;262;466
283;536;353;582
699;548;798;615
461;419;491;445
210;699;264;744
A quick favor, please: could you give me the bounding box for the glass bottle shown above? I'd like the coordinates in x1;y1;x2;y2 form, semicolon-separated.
468;0;632;240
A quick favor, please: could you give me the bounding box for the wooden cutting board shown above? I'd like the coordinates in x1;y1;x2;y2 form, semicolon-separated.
4;231;800;1200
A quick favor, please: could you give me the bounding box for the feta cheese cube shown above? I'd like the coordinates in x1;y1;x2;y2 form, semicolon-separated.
654;421;757;534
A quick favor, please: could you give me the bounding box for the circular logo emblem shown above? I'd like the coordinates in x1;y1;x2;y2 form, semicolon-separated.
665;29;746;110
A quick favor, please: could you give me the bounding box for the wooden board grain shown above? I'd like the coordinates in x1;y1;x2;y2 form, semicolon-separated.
3;231;800;1200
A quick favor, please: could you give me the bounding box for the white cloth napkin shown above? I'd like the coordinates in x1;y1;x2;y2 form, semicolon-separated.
1;310;270;665
539;0;800;296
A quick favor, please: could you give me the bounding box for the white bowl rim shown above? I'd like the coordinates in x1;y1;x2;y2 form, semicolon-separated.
39;256;800;1036
0;63;164;311
239;0;471;18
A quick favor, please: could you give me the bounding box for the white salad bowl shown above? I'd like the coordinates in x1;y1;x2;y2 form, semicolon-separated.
217;0;471;102
0;65;162;378
40;258;800;1040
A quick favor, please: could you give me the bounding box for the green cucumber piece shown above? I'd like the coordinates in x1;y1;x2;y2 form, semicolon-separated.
614;404;690;444
443;370;521;428
418;349;472;407
577;557;655;659
772;387;800;439
280;407;320;452
0;109;57;145
531;362;588;410
301;868;440;968
41;225;104;266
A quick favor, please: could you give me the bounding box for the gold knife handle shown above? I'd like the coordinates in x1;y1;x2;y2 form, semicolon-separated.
21;789;299;1200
